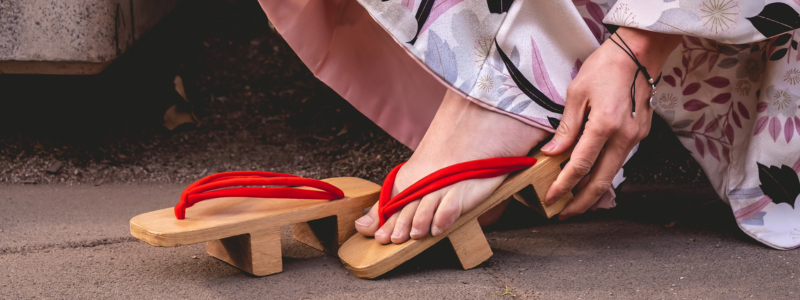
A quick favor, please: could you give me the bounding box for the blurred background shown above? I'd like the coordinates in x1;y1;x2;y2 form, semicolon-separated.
0;0;711;201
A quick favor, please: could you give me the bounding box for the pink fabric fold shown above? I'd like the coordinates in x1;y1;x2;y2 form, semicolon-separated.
258;0;446;149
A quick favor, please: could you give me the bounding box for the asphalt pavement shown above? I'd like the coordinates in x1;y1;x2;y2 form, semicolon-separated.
1;183;798;299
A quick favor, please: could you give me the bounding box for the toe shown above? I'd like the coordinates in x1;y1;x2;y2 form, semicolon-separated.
432;177;506;235
355;201;380;236
374;213;399;244
410;192;442;239
431;186;464;236
391;200;419;244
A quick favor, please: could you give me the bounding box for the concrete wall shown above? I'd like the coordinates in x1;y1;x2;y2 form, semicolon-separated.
0;0;181;74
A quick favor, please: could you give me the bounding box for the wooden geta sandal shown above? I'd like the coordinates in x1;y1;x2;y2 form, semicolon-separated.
130;171;380;276
338;151;572;279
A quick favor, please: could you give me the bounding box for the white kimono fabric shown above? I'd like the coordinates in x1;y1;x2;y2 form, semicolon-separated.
359;0;800;250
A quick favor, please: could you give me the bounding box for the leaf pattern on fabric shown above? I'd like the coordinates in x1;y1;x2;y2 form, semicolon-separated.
509;100;531;114
794;151;800;172
584;18;602;43
417;0;466;44
495;87;508;98
407;0;437;45
570;59;583;80
486;0;514;14
770;116;782;141
683;99;709;111
718;58;738;68
585;1;604;25
796;116;800;142
692;114;706;131
548;116;561;129
738;102;751;119
530;38;566;105
683;83;701;95
732;109;742;128
509;46;520;67
771;48;789;61
423;30;459;84
673;119;693;129
757;163;800;208
695;136;706;157
663;75;676;87
755;116;769;135
708;53;720;72
704;77;730;88
494;40;564;114
747;3;800;38
708;138;720;161
711;93;731;104
496;95;516;110
575;0;608;43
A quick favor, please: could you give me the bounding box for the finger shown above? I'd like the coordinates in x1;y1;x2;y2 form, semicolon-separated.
542;86;588;155
410;192;443;239
544;119;611;205
559;137;630;220
390;200;419;244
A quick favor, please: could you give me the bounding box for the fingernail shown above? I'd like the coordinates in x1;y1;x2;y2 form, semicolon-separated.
391;229;403;239
541;141;557;152
431;226;442;236
375;229;385;238
355;215;373;227
410;228;420;237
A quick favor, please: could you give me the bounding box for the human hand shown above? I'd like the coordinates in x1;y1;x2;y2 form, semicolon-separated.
541;27;682;220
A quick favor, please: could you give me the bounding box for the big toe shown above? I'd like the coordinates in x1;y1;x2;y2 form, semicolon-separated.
355;201;380;236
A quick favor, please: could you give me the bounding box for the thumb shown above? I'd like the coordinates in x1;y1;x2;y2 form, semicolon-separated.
542;96;584;155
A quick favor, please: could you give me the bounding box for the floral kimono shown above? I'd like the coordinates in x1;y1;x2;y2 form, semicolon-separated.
259;0;800;250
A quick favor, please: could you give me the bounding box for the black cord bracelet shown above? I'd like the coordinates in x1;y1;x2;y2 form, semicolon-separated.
608;32;662;117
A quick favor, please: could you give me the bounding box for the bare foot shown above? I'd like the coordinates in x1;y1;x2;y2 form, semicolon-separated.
354;90;549;244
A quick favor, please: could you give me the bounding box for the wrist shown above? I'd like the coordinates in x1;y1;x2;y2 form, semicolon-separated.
612;27;682;74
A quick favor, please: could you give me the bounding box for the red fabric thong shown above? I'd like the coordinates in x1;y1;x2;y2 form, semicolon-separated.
174;171;345;220
377;157;537;226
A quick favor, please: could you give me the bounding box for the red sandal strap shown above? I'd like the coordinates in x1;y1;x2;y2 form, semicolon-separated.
377;157;536;226
174;171;345;220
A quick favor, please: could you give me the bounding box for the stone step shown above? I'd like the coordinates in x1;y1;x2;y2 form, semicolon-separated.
0;0;181;75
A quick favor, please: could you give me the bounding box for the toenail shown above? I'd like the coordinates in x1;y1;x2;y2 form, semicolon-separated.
355;215;373;227
431;226;442;236
410;228;420;237
541;141;557;152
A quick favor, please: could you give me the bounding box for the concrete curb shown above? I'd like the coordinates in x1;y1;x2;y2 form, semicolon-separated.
0;0;181;74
